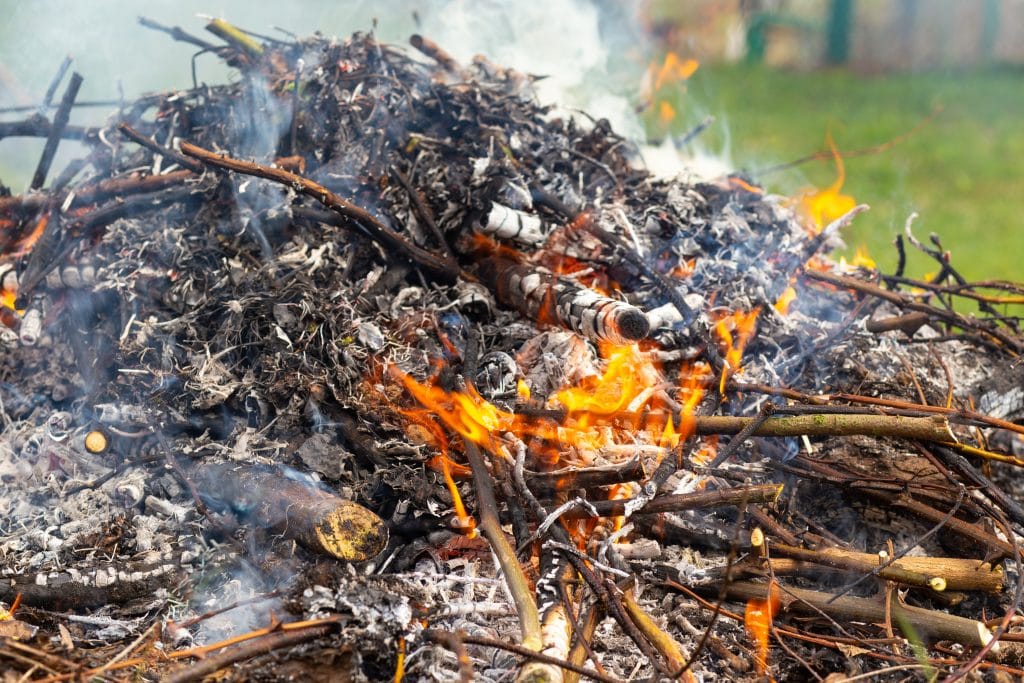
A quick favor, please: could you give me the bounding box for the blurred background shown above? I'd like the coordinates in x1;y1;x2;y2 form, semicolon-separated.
1;0;1020;281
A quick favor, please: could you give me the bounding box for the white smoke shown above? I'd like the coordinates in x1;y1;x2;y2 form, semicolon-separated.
0;1;723;184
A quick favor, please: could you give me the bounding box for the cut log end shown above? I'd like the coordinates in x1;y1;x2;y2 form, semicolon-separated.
614;308;651;342
314;501;389;562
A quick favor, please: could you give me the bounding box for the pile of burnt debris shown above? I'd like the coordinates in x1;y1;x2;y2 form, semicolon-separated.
2;18;1024;682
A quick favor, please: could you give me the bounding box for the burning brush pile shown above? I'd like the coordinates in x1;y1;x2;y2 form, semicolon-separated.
2;17;1024;682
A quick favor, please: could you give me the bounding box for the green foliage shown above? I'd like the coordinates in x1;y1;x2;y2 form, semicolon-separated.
655;64;1024;283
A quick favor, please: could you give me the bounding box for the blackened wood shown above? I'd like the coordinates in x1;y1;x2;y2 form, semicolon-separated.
30;72;83;190
479;254;649;344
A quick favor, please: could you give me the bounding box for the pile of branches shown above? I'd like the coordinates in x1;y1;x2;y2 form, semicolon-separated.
1;17;1024;682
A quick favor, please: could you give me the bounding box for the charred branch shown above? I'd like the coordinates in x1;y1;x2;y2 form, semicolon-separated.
554;483;782;520
30;72;83;190
479;254;649;344
190;463;387;562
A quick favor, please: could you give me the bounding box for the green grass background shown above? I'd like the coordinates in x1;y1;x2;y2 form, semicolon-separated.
655;65;1023;283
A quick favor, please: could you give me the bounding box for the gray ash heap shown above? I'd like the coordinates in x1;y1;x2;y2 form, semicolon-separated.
1;18;1023;682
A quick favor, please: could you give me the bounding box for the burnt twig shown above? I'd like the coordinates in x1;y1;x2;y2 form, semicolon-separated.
30;72;83;190
116;122;204;173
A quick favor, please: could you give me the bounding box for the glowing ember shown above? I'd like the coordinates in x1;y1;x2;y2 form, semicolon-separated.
744;581;781;678
713;309;760;395
797;132;857;233
727;176;763;195
668;258;696;279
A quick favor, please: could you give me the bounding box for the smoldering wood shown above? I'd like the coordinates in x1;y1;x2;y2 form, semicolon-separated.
0;559;184;610
479;254;650;344
525;456;645;495
190;463;388;562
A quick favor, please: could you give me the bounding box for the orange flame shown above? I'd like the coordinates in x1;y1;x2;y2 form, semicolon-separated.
10;213;49;257
658;101;677;126
744;581;781;678
1;288;18;312
643;52;699;125
797;132;856;233
398;399;474;532
773;286;797;316
652;53;699;92
392;342;709;472
713;309;760;395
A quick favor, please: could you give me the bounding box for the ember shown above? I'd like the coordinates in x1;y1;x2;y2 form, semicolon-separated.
1;14;1024;683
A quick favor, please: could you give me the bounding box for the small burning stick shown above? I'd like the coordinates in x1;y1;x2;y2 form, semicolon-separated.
479;255;650;344
191;463;388;562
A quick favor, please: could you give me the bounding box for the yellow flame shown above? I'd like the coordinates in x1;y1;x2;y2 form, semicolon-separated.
713;309;760;395
517;378;531;401
797;132;857;233
745;582;781;678
1;289;18;312
393;343;709;471
852;245;876;269
773;286;797;316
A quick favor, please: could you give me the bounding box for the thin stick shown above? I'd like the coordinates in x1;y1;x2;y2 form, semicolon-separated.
718;581;994;649
464;441;542;651
768;543;1002;593
696;413;954;442
728;381;1024;439
163;623;333;683
138;16;217;50
554;483;782;520
803;269;1022;353
436;631;626;683
30;72;82;190
117;123;204;173
40;56;72;113
709;401;775;466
